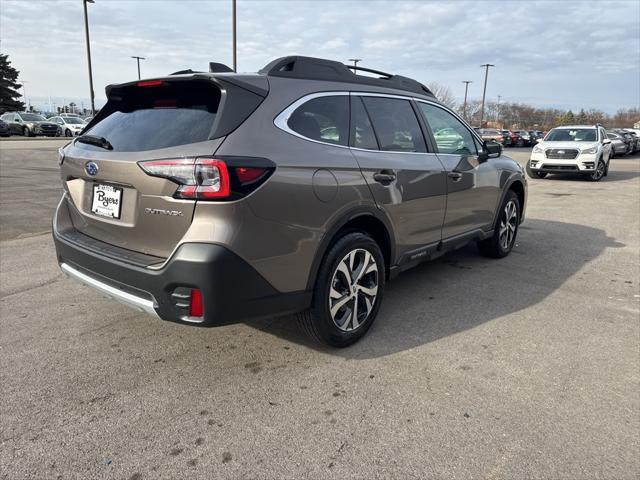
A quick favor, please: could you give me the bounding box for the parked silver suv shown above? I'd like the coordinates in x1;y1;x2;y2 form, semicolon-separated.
53;56;527;346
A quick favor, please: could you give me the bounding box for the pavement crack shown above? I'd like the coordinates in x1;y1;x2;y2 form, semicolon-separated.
0;274;64;299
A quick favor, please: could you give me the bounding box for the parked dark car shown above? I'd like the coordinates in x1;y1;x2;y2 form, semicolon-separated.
0;112;59;137
500;130;513;147
513;130;532;146
0;119;11;137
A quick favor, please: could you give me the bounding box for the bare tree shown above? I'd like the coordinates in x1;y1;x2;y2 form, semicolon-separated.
427;82;456;109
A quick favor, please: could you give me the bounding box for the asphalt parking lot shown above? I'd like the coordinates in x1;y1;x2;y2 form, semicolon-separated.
1;139;639;479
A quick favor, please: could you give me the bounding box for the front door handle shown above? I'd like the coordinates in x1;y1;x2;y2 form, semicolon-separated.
448;172;463;181
373;170;397;183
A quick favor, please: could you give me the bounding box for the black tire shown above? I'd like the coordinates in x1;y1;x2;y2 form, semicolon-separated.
65;129;72;137
525;160;547;179
589;160;606;182
478;190;520;258
297;232;385;347
22;127;30;137
516;139;524;147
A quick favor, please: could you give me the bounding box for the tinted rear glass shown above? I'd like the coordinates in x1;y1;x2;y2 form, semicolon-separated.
85;80;220;152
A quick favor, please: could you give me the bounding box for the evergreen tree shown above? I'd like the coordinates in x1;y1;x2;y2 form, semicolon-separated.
0;54;25;113
576;109;587;124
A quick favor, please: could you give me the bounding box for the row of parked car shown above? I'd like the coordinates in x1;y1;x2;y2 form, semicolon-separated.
476;126;639;155
475;128;546;147
0;112;92;138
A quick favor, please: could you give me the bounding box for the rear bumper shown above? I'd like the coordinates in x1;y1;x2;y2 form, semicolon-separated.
53;197;310;326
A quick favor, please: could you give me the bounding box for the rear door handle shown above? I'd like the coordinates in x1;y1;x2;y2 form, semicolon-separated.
373;170;397;183
448;172;463;181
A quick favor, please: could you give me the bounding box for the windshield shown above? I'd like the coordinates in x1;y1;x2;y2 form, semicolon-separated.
21;114;46;121
545;128;597;142
65;117;86;124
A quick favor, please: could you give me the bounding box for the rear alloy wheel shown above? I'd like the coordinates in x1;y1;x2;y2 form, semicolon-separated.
589;160;605;182
478;190;520;258
22;127;30;137
297;232;384;347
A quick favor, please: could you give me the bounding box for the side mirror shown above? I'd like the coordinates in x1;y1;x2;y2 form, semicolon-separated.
602;138;611;145
481;140;502;161
15;118;22;123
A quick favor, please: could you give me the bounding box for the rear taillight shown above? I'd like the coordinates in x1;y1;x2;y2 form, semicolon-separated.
138;157;274;201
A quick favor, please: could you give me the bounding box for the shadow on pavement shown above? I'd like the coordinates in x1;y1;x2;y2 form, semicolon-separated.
248;219;624;358
539;170;639;182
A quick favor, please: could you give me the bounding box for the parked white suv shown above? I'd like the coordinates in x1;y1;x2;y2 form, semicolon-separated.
526;125;612;181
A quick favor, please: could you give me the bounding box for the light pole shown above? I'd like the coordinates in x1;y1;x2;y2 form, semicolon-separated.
20;80;28;110
232;0;237;71
348;58;362;68
496;95;502;126
83;0;96;115
479;63;494;128
131;56;146;80
462;80;472;121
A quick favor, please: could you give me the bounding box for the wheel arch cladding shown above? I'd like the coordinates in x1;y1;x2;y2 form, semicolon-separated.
306;209;394;291
492;177;525;230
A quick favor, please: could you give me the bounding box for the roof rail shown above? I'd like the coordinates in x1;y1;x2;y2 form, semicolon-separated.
259;56;434;97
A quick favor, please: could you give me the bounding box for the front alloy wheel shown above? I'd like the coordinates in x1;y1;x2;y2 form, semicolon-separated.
329;249;379;332
499;200;518;251
589;160;605;182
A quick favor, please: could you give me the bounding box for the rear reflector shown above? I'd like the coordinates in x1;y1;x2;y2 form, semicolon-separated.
189;289;204;318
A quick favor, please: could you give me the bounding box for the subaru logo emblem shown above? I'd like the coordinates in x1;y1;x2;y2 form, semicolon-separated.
85;161;99;176
557;150;565;154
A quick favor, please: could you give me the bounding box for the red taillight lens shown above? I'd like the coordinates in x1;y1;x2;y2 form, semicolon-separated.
189;289;204;318
236;167;267;184
139;157;230;200
139;157;274;201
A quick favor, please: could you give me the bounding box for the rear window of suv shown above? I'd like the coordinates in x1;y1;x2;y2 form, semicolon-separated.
84;80;220;152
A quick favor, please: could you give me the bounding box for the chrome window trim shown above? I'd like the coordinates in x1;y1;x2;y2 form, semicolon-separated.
274;91;438;155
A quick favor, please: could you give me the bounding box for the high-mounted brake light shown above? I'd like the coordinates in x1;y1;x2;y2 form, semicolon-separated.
137;80;164;87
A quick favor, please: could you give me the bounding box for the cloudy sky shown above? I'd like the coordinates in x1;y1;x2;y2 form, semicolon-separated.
1;0;638;113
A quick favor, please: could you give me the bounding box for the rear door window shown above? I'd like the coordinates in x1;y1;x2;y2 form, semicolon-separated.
361;97;426;153
287;95;349;146
84;80;221;152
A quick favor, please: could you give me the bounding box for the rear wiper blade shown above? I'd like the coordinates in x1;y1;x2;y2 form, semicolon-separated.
76;134;113;150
